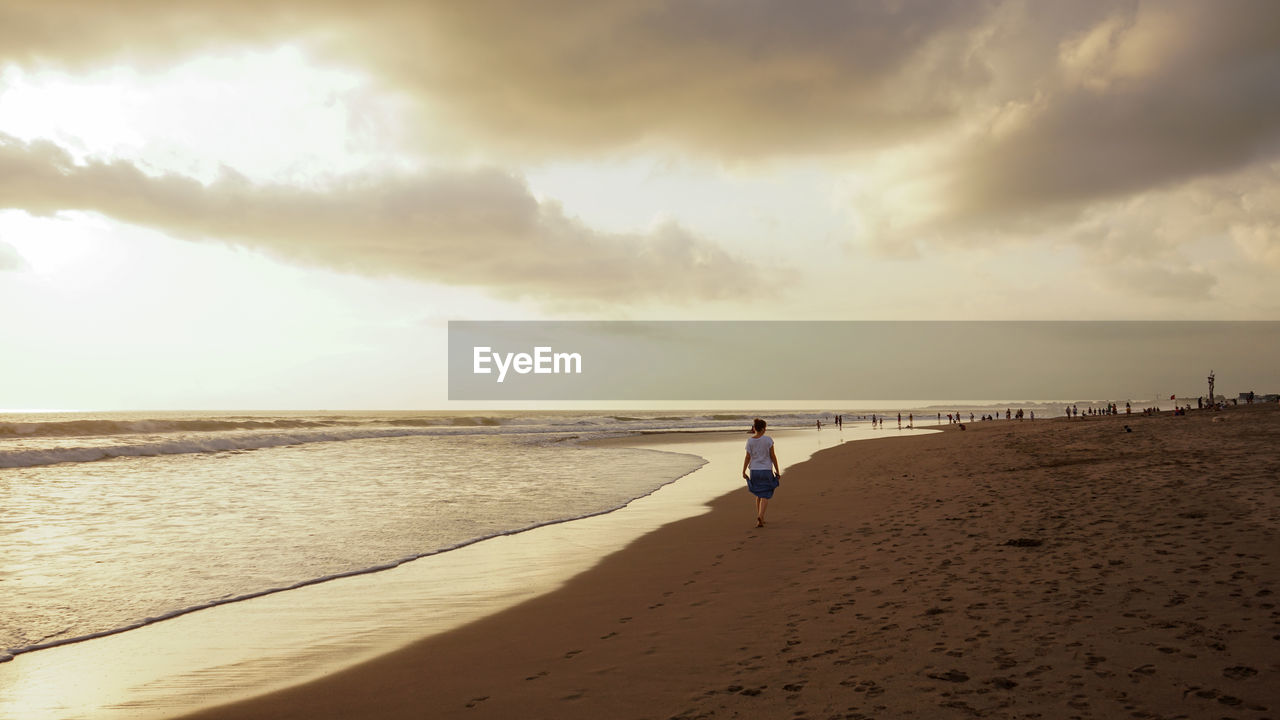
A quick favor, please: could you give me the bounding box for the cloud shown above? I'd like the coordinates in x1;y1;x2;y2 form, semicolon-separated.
0;1;996;157
1105;261;1216;301
362;0;1000;157
0;239;26;271
0;134;762;301
937;1;1280;225
5;3;1275;171
864;159;1280;302
4;0;1279;297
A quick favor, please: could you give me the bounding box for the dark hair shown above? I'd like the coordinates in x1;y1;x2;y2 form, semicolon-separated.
752;418;767;432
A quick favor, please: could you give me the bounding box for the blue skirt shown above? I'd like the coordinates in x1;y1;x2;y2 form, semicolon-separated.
746;469;780;499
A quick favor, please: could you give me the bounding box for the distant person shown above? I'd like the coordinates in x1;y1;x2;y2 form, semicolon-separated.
908;413;914;428
743;418;781;528
897;412;902;429
1126;402;1131;415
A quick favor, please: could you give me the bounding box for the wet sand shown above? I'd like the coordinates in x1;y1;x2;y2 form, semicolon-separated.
182;405;1280;719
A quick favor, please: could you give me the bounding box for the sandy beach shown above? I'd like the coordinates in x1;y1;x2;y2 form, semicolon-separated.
179;404;1279;720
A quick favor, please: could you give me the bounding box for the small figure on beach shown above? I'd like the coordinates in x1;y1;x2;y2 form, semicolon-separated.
743;418;781;528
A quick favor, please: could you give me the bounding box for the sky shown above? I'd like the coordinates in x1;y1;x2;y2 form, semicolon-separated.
1;0;1278;410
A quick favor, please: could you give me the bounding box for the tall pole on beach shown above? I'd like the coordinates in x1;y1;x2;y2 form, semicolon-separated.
1207;370;1215;409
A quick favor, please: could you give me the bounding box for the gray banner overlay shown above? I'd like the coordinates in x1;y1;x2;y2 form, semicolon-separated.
448;321;1280;401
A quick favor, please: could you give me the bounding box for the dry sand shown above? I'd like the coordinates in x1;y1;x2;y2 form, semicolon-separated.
185;405;1279;720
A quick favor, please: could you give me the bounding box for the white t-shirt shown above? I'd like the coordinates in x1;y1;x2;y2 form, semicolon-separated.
745;435;774;470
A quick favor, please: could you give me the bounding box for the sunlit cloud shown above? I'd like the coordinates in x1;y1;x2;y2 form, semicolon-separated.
0;1;993;158
0;48;413;184
0;239;25;271
0;134;762;303
2;0;1278;310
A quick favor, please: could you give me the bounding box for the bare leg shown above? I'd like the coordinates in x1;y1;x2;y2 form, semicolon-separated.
756;497;769;527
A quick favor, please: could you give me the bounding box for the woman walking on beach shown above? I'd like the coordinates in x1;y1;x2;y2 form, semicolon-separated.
743;418;781;528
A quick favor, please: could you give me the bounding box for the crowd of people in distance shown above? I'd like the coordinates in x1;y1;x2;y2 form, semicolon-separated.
1063;403;1126;417
818;394;1264;431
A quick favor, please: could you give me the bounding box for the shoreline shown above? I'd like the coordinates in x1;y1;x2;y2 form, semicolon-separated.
0;433;721;664
0;426;883;718
181;405;1279;719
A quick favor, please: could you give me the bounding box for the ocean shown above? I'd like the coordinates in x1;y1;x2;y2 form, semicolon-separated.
0;409;862;663
0;402;1131;667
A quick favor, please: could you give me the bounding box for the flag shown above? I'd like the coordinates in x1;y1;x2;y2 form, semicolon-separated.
1170;394;1176;400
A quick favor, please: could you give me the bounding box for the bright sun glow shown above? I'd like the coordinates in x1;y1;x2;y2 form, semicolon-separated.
0;46;413;184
